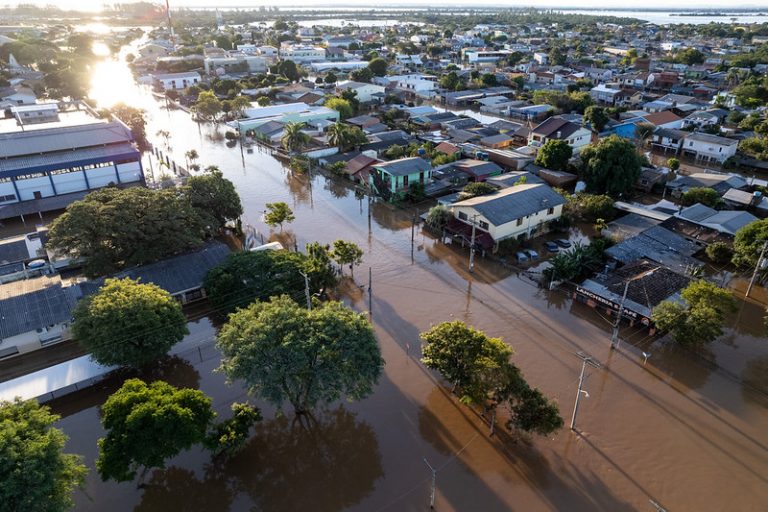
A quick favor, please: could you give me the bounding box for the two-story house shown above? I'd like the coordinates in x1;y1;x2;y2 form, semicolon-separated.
369;157;432;201
529;117;592;153
681;133;738;164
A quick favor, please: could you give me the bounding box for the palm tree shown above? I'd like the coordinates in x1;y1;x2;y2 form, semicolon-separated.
281;122;311;155
634;122;655;151
184;149;199;169
327;122;350;150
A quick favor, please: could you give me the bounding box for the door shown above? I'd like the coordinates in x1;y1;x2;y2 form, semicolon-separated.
33;191;42;200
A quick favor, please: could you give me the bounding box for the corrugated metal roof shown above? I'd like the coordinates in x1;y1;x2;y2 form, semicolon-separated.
452;183;566;226
0;122;134;159
0;142;138;173
0;276;81;339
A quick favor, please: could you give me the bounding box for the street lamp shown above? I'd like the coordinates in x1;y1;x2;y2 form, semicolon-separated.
611;267;658;350
745;240;768;298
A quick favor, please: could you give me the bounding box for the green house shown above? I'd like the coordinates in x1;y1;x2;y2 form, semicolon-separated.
369;157;432;200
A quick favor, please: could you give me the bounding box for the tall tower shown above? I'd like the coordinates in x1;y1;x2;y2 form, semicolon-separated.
165;0;175;45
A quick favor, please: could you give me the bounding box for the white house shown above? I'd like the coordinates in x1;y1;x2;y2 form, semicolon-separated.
0;85;36;106
279;45;326;63
464;49;515;64
335;81;385;103
151;72;200;91
533;52;549;65
529;117;592;153
450;183;567;244
204;54;267;75
681;133;738;164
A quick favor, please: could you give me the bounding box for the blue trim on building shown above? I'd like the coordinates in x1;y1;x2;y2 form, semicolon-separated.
0;151;141;179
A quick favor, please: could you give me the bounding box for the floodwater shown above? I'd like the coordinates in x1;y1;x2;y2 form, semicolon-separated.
52;40;768;511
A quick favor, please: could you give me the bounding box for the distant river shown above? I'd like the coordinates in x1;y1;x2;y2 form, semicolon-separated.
558;9;767;25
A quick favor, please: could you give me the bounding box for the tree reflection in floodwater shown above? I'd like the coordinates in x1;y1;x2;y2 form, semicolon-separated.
218;406;383;512
135;466;234;512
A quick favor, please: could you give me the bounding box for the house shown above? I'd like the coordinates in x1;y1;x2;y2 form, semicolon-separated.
369;157;432;200
666;172;747;196
151;72;200;91
681;109;727;130
590;84;622;106
680;133;738;164
449;183;566;245
575;259;690;328
0;275;83;359
10;103;59;125
83;241;232;305
0;85;36;107
651;128;687;155
479;133;515;149
336;81;386;103
233;102;340;131
604;225;701;272
452;159;503;182
677;204;757;235
344;153;380;184
278;45;326;63
529;117;592;153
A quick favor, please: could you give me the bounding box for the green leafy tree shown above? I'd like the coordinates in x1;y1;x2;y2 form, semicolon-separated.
204;402;262;458
580;135;642;197
229;95;252;118
480;73;498;87
426;205;451;230
634;122;656;149
460;181;497;199
667;157;680;171
264;201;295;230
185;170;243;232
0;399;87;512
332;239;364;277
325;97;354;120
367;57;388;77
281;122;311;155
204;247;336;314
192;90;223;121
110;104;149;151
47;187;206;277
420;321;562;436
97;379;215;482
733;219;768;269
439;71;460;90
73;278;188;368
676;48;705;65
652;280;737;345
583;105;610;132
277;59;300;82
534;139;573;171
217;296;384;415
681;187;721;208
706;242;733;264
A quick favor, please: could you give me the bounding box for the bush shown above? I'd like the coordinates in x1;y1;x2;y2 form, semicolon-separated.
426;205;451;230
681;187;721;208
460;182;496;199
564;193;615;222
706;242;733;264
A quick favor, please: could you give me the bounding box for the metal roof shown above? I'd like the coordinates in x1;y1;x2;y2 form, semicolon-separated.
452;183;566;227
0;276;81;339
0;142;139;174
0;122;134;159
373;157;431;177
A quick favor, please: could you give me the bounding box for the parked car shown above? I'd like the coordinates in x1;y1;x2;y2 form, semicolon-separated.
544;241;560;253
516;251;529;263
525;249;539;260
555;239;572;248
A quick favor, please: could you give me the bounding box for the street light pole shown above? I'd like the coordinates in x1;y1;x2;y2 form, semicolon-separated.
570;352;601;432
611;267;658;351
746;240;768;298
299;271;311;310
423;457;437;509
469;213;478;273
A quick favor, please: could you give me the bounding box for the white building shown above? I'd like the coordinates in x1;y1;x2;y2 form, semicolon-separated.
151;72;200;91
533;52;549;65
310;61;369;73
681;133;738;164
335;81;386;103
279;45;326;63
464;49;515;64
204;54;268;75
450;184;566;244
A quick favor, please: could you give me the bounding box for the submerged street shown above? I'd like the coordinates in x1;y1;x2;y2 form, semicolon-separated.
43;45;768;511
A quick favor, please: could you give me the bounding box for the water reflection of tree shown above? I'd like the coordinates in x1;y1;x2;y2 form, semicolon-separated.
370;200;410;232
742;356;768;401
134;466;234;512
268;230;297;251
219;406;383;511
648;340;715;392
538;287;569;310
284;171;311;206
324;175;350;199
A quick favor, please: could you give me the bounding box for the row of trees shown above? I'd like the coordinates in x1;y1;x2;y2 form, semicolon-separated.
47;170;242;277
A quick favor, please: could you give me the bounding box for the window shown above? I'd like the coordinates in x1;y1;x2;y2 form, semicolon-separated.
516;218;523;226
458;211;468;221
479;220;489;230
547;207;554;215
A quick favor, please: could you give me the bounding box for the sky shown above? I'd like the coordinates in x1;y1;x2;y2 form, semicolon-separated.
4;0;766;11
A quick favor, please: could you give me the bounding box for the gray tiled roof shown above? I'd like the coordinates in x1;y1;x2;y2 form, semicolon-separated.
452;183;566;226
0;122;134;159
374;157;431;177
0;142;138;173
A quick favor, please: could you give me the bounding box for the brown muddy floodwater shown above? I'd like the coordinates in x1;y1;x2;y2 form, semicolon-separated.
45;53;768;512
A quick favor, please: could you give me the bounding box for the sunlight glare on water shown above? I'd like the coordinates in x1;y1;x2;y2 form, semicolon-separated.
89;59;151;110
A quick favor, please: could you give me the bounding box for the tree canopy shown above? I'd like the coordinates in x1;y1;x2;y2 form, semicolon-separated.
325;97;354;120
733;219;768;269
367;57;388;77
332;240;364;277
185;170;243;232
681;187;721;208
652;280;737;345
420;321;562;435
217;295;384;414
583;105;610;132
73;278;188;368
97;379;215;483
47;187;208;277
0;399;87;512
534;139;573;172
580;135;642;197
264;201;295;230
203;248;336;314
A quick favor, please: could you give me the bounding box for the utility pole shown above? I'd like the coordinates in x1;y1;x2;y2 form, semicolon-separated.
423;458;437;509
469;214;478;273
570;352;601;432
746;240;768;298
611;267;658;350
299;271;311;310
368;266;372;317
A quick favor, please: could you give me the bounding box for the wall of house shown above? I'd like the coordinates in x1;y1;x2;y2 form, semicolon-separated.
0;323;71;359
684;139;737;162
452;203;564;242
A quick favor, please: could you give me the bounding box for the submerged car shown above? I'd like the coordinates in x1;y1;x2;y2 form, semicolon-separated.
555;239;572;248
544;241;560;253
516;251;529;263
525;249;539;260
